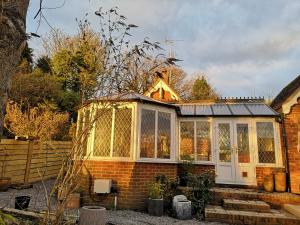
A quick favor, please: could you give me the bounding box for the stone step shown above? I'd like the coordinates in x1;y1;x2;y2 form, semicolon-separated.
205;205;300;225
210;187;300;209
283;204;300;219
223;198;271;212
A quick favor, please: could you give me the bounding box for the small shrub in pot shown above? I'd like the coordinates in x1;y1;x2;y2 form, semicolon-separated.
181;170;215;220
148;182;164;216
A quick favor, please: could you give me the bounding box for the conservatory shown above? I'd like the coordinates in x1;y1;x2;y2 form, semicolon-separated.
78;85;282;187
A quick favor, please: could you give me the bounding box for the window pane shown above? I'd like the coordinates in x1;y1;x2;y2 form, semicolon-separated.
113;108;132;157
218;123;231;162
196;121;211;161
257;122;275;163
180;121;194;160
93;109;112;157
237;124;250;163
140;109;155;158
157;112;171;159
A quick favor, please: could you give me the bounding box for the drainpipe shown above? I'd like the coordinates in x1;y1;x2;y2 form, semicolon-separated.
280;114;291;193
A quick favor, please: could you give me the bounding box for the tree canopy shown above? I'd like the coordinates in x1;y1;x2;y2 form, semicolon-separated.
191;75;218;100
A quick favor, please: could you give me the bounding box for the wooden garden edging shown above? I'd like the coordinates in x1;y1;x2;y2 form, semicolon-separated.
0;139;72;185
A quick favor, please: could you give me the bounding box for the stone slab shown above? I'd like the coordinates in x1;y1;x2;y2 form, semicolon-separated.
284;204;300;219
210;187;300;209
205;205;300;225
223;198;271;212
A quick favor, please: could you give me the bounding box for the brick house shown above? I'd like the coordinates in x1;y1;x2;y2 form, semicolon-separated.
78;75;284;209
271;75;300;194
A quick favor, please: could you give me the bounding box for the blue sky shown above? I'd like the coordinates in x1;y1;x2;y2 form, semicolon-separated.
27;0;300;98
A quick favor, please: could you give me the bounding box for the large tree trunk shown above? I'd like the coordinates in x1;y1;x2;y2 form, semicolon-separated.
0;0;29;138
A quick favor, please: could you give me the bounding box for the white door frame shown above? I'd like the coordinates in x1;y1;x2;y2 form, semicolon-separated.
214;118;256;185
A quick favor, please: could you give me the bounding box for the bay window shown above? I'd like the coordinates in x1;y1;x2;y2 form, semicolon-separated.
140;108;172;160
180;120;212;162
93;108;132;158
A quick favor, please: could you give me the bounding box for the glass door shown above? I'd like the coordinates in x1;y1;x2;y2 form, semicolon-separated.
215;121;235;184
215;120;256;185
234;122;256;185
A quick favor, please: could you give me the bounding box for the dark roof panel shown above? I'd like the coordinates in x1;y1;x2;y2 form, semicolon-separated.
177;103;278;117
195;105;212;115
230;104;251;115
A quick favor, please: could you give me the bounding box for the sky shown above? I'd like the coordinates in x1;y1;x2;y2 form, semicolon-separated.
26;0;300;98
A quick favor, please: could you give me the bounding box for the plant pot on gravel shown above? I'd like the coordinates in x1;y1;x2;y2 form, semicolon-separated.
0;177;11;192
148;182;164;216
79;206;107;225
15;196;31;210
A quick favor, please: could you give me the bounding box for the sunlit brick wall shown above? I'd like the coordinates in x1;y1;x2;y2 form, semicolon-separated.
283;99;300;194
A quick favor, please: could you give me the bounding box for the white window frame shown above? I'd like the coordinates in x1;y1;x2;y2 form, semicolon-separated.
137;104;176;163
87;102;136;161
253;118;283;167
178;118;215;165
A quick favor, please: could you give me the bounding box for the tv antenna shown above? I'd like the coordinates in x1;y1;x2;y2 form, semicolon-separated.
165;39;183;58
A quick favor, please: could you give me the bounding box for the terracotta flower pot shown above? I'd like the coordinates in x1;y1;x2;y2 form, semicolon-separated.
66;193;81;209
274;172;286;192
0;177;11;191
263;174;274;192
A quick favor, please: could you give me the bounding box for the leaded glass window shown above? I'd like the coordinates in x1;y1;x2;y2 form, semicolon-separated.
196;121;211;161
140;109;156;158
93;108;132;158
157;112;171;159
94;109;113;157
218;123;231;162
180;122;194;160
77;110;90;156
83;110;90;156
257;122;275;164
236;124;250;163
113;108;132;157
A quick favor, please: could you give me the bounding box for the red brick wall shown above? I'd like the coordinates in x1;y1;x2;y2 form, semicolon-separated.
80;161;177;210
79;162;214;210
150;89;173;101
283;100;300;194
256;167;285;189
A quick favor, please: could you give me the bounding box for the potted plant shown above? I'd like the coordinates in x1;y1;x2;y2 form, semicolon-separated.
148;182;164;216
65;187;82;209
0;152;11;192
178;155;194;187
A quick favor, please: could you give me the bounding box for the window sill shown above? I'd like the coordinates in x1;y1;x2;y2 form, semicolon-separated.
137;158;177;164
193;161;215;166
86;157;133;162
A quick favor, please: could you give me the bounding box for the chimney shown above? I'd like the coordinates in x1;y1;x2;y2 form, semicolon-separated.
161;69;169;84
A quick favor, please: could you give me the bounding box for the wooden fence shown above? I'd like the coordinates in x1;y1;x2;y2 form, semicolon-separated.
0;139;72;184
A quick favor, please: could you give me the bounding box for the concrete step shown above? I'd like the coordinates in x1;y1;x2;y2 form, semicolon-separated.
283;204;300;219
223;198;271;213
205;205;300;225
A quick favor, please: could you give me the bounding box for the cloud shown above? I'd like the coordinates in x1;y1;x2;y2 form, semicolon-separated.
26;0;300;98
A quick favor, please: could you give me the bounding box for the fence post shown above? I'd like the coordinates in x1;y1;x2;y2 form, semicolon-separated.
24;140;34;184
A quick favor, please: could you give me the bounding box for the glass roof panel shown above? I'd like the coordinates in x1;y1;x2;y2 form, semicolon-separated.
229;104;251;115
247;104;277;115
180;105;195;115
212;104;231;115
195;105;213;115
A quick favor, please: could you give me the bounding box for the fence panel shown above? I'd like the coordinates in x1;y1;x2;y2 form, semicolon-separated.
0;139;72;185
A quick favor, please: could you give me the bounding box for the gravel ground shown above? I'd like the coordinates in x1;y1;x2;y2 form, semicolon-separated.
106;210;225;225
0;180;225;225
0;179;56;211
